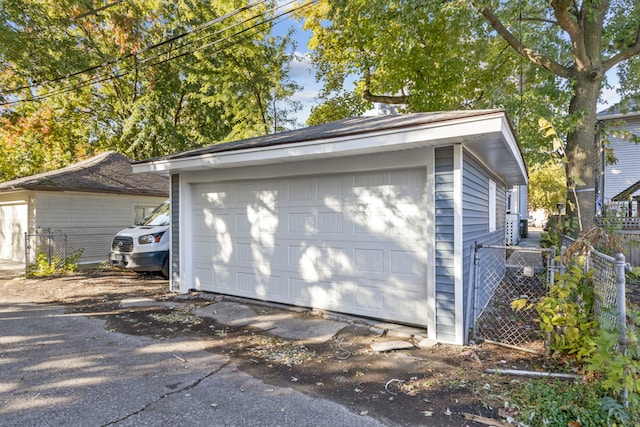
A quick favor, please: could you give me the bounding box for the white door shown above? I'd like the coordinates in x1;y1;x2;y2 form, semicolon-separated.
0;203;28;262
191;169;429;326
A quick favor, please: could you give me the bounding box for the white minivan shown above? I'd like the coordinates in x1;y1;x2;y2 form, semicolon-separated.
110;201;170;277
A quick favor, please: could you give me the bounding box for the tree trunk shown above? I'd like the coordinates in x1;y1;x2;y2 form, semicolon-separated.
564;73;601;232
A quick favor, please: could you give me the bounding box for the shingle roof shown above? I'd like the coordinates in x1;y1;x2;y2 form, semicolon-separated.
0;151;168;197
136;111;503;164
597;98;640;119
612;179;640;201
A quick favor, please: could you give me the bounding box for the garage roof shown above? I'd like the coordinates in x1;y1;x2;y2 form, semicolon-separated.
134;111;528;185
0;151;168;197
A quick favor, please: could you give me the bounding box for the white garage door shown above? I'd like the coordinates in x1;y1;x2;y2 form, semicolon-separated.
0;203;28;262
191;169;429;326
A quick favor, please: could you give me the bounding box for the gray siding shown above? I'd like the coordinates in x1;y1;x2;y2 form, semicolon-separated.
434;147;456;342
170;174;180;292
603;115;640;201
462;152;507;336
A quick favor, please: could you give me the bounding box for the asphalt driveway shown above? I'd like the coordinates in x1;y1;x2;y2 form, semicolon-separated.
0;300;384;426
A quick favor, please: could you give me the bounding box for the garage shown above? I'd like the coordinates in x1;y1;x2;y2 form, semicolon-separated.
134;111;528;344
191;168;429;325
0;199;28;262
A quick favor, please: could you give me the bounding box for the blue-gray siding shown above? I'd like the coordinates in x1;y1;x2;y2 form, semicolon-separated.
602;115;640;201
170;174;180;292
462;152;506;336
435;147;456;342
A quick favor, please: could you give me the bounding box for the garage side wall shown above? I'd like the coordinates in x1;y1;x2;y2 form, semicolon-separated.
34;191;167;264
462;152;507;343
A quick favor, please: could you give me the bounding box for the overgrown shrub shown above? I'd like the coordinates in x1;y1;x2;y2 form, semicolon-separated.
516;380;629;427
517;248;640;425
28;248;82;278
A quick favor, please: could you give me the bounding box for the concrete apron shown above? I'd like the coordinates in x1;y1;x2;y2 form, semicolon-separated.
121;295;433;349
0;260;24;280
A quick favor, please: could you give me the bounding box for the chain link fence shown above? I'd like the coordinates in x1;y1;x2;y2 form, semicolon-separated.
560;234;628;330
471;244;556;350
25;229;116;275
472;235;629;356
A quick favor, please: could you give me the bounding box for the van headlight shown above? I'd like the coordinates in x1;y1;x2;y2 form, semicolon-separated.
139;232;165;244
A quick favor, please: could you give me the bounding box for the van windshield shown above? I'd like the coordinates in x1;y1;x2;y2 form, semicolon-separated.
143;203;170;226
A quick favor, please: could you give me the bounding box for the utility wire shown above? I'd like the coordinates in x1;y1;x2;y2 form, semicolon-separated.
0;0;267;95
0;0;315;106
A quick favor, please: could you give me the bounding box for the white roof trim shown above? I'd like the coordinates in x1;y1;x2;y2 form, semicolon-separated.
134;112;527;185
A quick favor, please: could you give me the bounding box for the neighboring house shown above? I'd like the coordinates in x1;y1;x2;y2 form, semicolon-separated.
134;111;527;345
597;99;640;266
597;99;640;216
0;151;168;264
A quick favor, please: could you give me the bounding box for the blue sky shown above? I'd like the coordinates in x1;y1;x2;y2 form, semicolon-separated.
273;13;622;125
271;17;319;126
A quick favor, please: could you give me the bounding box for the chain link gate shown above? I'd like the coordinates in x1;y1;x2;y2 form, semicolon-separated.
470;244;557;351
25;230;68;276
25;229;116;275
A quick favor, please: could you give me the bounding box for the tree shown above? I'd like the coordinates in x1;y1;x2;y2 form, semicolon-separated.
528;160;566;213
0;0;300;180
301;0;640;230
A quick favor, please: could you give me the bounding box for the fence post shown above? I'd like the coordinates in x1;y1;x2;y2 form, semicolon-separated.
548;246;556;286
24;232;29;277
471;242;482;342
615;253;628;407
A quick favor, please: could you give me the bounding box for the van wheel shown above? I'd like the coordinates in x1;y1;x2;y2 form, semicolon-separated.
161;257;169;279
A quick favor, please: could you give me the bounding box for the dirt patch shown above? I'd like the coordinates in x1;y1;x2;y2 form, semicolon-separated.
1;268;569;426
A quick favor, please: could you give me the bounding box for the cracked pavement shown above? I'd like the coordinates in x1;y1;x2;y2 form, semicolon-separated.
0;302;385;426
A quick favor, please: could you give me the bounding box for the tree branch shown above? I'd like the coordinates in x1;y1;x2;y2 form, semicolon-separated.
602;23;640;72
362;69;408;104
551;0;588;70
521;17;559;26
475;4;571;78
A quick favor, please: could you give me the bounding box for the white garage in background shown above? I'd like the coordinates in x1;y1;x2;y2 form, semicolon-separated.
0;151;168;264
134;111;528;344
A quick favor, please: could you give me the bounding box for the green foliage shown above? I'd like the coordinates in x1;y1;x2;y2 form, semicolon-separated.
515;380;632;427
536;264;597;358
587;310;640;402
539;231;559;249
528;160;566;212
300;0;640;229
28;249;82;278
0;1;300;180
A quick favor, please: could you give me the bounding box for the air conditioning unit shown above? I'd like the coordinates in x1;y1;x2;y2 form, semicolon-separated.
505;214;519;245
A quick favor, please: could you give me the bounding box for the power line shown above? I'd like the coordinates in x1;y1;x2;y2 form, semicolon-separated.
0;0;268;95
0;0;315;106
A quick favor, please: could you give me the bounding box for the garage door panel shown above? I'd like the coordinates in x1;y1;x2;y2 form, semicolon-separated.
0;203;27;262
192;168;429;326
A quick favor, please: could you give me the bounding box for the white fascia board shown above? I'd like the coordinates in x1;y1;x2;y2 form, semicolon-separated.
500;115;529;184
132;113;509;175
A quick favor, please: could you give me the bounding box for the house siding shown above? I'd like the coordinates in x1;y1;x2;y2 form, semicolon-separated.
170;174;180;292
34;192;165;232
462;153;507;340
603;115;640;201
33;191;166;264
435;146;456;342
